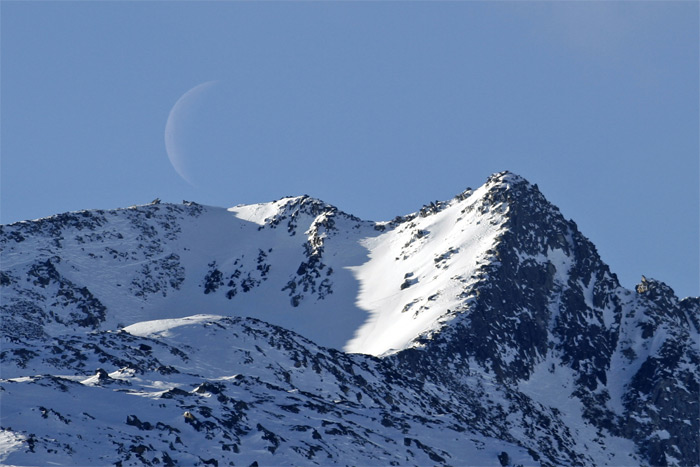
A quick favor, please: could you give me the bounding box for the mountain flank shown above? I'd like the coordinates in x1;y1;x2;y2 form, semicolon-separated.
1;171;697;466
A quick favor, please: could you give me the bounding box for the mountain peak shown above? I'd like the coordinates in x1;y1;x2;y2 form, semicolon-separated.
485;170;529;187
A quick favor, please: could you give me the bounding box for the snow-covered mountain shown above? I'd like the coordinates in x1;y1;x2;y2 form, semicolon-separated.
1;171;697;466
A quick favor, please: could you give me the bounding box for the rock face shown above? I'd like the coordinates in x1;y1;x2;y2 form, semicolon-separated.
1;171;697;466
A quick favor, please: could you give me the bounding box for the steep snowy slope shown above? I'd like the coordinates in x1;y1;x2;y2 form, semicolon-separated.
1;171;698;466
0;176;508;355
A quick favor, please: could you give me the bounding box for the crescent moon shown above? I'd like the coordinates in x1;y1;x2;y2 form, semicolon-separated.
164;81;219;185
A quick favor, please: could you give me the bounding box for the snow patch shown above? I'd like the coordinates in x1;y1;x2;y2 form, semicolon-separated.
123;314;226;337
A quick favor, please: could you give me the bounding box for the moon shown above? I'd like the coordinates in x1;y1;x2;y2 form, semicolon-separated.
164;81;221;186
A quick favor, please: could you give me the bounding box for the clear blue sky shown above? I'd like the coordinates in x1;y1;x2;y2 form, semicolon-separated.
2;2;698;298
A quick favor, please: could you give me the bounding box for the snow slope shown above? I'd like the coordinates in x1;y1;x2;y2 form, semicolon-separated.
1;181;506;356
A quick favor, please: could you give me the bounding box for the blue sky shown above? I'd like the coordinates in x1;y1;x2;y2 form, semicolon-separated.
2;2;698;298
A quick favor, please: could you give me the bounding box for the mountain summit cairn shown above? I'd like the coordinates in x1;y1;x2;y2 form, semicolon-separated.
636;275;650;293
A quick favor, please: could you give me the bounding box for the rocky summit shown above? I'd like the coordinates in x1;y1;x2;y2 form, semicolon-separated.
1;171;697;466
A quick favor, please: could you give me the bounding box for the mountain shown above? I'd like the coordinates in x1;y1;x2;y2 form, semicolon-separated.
1;171;697;466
